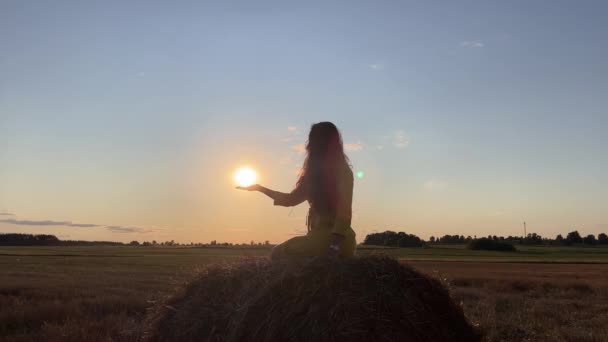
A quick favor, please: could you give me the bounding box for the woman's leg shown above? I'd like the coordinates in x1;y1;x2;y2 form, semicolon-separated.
271;229;357;260
270;234;325;260
339;228;357;257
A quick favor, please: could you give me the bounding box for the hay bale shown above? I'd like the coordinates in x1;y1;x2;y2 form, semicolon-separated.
145;255;480;342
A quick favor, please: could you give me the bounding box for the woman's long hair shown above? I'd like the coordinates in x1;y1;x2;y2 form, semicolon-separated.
296;122;351;216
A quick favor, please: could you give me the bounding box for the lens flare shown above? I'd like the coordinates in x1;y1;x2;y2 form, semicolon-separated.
356;171;364;179
235;167;257;187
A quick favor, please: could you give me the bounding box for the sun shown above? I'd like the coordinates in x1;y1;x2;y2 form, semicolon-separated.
234;167;257;187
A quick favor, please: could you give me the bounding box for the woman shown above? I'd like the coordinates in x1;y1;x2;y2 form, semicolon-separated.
237;122;357;260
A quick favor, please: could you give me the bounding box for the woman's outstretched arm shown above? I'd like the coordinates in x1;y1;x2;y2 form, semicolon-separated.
237;184;307;207
237;184;279;200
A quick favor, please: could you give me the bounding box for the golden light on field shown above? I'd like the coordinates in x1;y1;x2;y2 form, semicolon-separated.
234;167;257;187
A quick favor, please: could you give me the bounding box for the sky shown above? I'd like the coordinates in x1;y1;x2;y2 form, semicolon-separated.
1;1;607;244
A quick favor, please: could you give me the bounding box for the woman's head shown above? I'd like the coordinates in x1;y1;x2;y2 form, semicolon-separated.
306;122;343;159
298;122;351;214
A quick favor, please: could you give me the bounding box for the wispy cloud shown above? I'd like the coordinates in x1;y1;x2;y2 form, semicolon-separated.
0;217;158;234
66;223;100;228
291;143;306;153
0;218;100;227
393;130;409;149
282;125;302;142
423;179;448;191
0;212;14;216
106;225;155;234
378;130;409;150
460;40;484;48
369;63;384;71
344;142;364;152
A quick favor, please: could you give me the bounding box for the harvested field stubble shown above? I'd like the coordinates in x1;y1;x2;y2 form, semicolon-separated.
146;255;480;342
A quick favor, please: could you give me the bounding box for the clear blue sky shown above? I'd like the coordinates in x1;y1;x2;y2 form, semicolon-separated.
1;1;607;243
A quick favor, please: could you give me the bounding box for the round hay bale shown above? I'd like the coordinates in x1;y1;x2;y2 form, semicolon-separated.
145;255;480;342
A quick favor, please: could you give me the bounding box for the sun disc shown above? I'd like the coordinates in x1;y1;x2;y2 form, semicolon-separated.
235;167;257;187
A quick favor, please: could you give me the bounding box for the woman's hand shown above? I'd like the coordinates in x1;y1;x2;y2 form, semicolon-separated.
236;184;262;192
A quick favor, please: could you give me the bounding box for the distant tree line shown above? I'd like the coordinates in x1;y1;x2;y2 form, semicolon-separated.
4;230;607;248
361;230;608;249
134;240;272;248
0;233;122;246
429;231;608;246
0;233;273;248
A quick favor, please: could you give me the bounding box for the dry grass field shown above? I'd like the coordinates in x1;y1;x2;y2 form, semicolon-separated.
413;261;608;341
1;245;607;341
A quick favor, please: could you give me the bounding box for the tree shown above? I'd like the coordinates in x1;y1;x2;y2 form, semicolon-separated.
128;240;140;246
555;234;564;245
598;233;608;245
566;231;583;245
429;236;436;243
363;231;423;248
583;234;597;245
0;233;60;246
524;233;543;245
437;235;465;244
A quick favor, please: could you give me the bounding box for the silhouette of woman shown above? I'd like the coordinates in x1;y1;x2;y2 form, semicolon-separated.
237;122;356;260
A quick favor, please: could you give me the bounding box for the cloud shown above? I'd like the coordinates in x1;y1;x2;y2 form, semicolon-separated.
291;143;306;153
106;225;154;234
393;130;409;149
282;125;302;142
66;223;100;228
0;212;14;216
369;63;384;71
0;217;157;234
344;142;364;151
0;218;100;227
460;40;484;48
378;130;409;150
423;179;448;191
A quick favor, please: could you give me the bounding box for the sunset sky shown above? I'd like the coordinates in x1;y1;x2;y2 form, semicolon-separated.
1;1;607;243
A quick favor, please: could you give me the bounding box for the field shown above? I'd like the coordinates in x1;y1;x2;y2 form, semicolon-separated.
1;245;608;342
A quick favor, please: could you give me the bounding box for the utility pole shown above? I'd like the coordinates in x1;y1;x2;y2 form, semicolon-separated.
524;221;527;237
